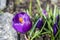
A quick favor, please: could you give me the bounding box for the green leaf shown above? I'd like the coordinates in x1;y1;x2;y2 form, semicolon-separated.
48;8;53;18
36;0;42;17
31;21;46;40
44;28;50;32
47;20;53;33
55;29;60;38
26;10;32;18
46;4;49;12
29;19;40;38
53;5;57;23
29;0;32;16
41;31;51;35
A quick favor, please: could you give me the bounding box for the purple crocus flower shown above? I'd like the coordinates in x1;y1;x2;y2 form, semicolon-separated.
12;12;32;34
53;23;58;36
36;18;43;29
42;9;48;16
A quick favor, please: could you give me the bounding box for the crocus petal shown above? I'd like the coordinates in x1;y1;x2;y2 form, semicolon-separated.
53;23;58;36
13;13;21;23
36;18;43;29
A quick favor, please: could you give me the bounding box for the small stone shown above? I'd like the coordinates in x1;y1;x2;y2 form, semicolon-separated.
0;12;17;40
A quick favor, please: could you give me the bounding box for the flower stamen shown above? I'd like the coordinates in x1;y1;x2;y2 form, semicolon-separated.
19;17;23;23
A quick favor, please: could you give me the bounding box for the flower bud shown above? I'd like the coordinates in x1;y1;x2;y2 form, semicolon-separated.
36;18;43;29
53;23;58;36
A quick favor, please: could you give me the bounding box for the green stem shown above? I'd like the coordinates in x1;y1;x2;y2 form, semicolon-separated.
46;20;53;32
29;0;32;16
44;28;50;32
36;0;42;17
41;32;51;35
51;34;55;40
46;4;49;12
53;5;57;23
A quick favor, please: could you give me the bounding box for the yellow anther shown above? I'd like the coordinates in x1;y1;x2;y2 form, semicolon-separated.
19;17;23;23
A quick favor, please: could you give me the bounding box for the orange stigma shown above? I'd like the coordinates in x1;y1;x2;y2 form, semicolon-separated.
19;17;23;23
